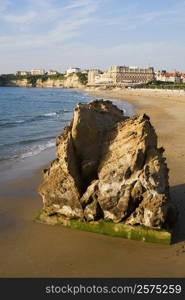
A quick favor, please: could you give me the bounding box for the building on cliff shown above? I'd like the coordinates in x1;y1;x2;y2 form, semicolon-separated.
155;70;182;83
81;69;88;74
47;70;59;75
181;74;185;83
31;69;45;75
88;66;155;85
66;67;81;76
88;69;103;85
16;71;31;76
105;66;155;84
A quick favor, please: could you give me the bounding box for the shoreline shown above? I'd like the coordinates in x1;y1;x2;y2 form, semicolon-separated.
0;88;134;187
0;89;185;277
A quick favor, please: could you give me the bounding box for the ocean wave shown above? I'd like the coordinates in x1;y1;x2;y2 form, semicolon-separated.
26;112;60;122
0;121;25;128
0;139;55;162
43;112;57;116
18;135;56;145
0;135;56;148
15;120;24;123
20;140;55;159
0;112;60;128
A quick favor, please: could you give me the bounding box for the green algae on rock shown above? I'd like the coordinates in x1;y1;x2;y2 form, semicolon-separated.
35;212;171;245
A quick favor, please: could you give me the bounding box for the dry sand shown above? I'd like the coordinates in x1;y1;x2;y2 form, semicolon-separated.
0;90;185;277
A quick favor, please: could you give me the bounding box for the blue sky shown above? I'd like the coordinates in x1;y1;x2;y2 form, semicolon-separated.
0;0;185;73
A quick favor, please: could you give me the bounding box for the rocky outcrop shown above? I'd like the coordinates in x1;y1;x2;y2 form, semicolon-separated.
36;74;84;88
36;78;64;88
11;79;32;87
62;74;85;88
38;100;176;229
3;74;84;88
39;124;83;220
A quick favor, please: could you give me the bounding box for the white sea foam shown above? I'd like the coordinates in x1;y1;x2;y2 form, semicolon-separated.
43;112;57;117
15;120;24;123
20;140;55;159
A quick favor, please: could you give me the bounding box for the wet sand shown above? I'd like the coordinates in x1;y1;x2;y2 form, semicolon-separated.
1;91;185;277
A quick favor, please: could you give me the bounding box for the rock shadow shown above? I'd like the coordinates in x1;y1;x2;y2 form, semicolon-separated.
170;184;185;244
0;209;17;233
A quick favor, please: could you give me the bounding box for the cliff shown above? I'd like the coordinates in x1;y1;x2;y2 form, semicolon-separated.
11;79;33;87
0;73;85;88
38;100;177;239
36;74;85;88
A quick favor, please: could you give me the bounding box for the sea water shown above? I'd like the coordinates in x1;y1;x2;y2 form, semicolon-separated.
0;87;133;177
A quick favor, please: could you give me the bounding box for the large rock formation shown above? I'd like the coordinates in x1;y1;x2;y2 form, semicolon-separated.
38;100;176;229
36;74;84;88
4;74;85;88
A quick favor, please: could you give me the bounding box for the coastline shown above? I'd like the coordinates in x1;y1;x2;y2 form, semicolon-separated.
0;88;185;277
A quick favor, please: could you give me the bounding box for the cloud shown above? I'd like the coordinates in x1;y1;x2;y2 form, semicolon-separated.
57;40;185;72
3;11;37;24
96;0;185;30
0;0;10;13
0;0;98;50
63;0;96;10
0;0;185;73
138;5;185;25
1;39;185;74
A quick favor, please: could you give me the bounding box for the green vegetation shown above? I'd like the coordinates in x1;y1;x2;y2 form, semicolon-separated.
69;220;171;245
0;73;65;86
34;210;42;222
27;75;38;86
133;80;185;90
35;212;171;245
40;75;48;82
65;71;88;85
48;73;65;80
0;74;17;85
76;72;88;85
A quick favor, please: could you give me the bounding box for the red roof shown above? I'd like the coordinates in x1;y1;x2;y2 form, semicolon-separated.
165;72;181;77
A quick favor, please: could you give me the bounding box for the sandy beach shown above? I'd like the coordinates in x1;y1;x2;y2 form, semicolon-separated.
1;89;185;277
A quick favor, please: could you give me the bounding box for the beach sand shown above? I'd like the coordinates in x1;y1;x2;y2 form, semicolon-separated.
0;90;185;277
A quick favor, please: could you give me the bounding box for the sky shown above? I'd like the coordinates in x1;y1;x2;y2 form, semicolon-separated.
0;0;185;74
